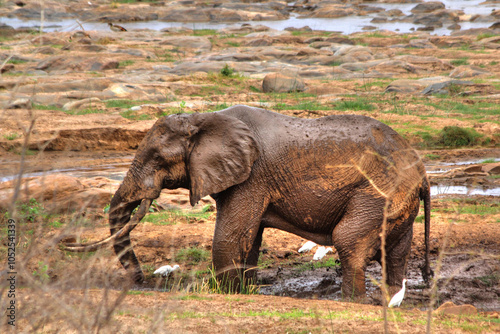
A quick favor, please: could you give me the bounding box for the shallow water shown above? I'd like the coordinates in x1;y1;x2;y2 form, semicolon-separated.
1;0;497;35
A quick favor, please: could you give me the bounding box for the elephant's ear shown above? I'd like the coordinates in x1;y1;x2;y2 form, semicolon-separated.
188;112;259;206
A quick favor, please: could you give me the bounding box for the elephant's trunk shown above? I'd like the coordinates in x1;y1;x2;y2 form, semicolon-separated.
62;198;151;252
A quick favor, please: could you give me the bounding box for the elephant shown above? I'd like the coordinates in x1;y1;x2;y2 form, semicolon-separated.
64;104;431;298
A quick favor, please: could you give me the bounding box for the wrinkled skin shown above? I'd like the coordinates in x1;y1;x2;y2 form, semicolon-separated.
82;105;431;298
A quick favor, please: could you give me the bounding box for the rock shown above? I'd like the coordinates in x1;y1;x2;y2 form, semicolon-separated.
411;2;446;14
302;5;356;18
0;64;15;74
6;98;32;109
450;65;491;79
448;23;461;30
429;36;472;48
262;72;305;93
33;46;58;55
36;56;119;73
0;175;118;213
31;35;67;46
483;163;500;175
421;79;473;95
16;79;113;94
159;36;212;52
62;98;104;111
62;44;107;52
435;302;478;316
409;39;437;49
385;79;427;93
463;165;483;173
244;38;272;47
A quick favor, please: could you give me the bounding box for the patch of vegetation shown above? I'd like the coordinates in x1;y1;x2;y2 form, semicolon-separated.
127;290;154;296
225;41;240;47
142;209;201;225
424;154;441;160
120;110;154;120
7;59;27;64
335;99;375;111
118;60;135;67
220;63;235;77
3;133;20;140
477;273;499;287
450;57;469;66
437;126;482;147
274;101;330;111
170;294;211;301
175;247;210;264
477;33;497;41
193;29;217;36
481;158;497;164
33;104;64;111
106;99;150;109
33;261;50;283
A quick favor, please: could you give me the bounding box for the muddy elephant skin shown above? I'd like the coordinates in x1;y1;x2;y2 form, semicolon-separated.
69;105;431;298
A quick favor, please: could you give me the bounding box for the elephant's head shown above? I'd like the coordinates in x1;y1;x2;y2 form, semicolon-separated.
63;111;259;282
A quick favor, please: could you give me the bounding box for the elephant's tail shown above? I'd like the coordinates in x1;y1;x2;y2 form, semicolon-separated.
420;176;433;283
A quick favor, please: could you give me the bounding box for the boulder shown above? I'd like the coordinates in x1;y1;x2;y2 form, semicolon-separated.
36;56;119;73
159;36;212;52
62;98;104;112
262;72;305;93
409;39;437;49
483;162;500;175
421;79;473;95
435;302;478;316
450;65;491;79
411;2;446;14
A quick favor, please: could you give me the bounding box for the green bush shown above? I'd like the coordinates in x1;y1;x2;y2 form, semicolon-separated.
438;126;481;147
175;247;210;264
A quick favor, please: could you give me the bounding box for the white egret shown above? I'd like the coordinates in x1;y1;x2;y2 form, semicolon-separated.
313;246;333;261
298;241;317;253
388;278;407;308
154;264;180;277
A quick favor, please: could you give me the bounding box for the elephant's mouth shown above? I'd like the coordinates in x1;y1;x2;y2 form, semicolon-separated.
61;198;152;252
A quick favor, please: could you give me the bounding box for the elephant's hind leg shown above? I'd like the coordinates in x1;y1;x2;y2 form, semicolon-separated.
332;193;386;299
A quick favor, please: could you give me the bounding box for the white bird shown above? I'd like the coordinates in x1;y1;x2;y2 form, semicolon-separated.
298;241;317;253
313;246;333;261
388;278;407;308
154;264;180;277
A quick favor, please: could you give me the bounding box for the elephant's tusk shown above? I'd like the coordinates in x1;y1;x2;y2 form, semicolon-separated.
61;199;152;252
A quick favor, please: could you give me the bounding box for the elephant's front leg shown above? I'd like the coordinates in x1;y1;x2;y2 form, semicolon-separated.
212;190;267;292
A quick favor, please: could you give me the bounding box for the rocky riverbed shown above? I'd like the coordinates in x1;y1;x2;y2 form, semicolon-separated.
1;1;499;333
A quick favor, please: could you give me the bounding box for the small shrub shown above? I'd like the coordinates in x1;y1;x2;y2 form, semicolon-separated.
450;58;469;66
220;64;235;77
3;133;20;140
175;247;210;264
438;126;481;147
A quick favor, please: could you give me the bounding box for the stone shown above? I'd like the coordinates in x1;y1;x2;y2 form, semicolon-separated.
36;56;119;73
385;79;427;93
483;163;500;175
159;36;212;52
409;39;437;49
262;72;305;93
411;2;446;14
6;98;32;109
63;98;104;111
421;80;473;95
244;38;272;47
435;302;478;316
450;65;491;79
